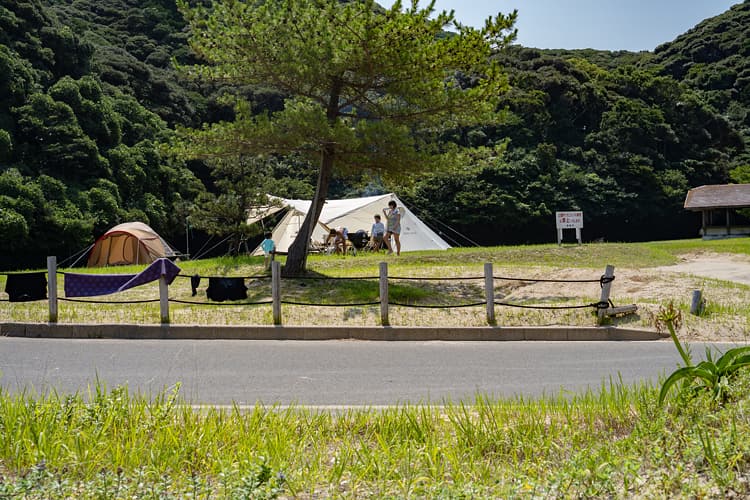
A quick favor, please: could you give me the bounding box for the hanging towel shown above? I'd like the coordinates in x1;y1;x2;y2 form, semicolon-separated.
190;274;201;296
64;258;181;297
206;277;247;302
4;272;47;302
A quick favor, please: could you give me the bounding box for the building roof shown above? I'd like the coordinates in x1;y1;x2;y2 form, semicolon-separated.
684;184;750;210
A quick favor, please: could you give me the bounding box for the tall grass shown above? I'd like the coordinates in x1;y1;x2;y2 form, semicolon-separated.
0;376;748;498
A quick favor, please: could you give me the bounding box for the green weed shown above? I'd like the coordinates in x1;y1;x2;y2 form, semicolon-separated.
657;302;750;405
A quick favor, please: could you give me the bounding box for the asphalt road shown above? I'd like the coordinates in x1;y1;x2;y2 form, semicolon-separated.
0;338;738;405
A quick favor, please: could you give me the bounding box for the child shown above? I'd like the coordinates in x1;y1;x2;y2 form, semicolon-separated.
371;214;385;250
261;231;275;269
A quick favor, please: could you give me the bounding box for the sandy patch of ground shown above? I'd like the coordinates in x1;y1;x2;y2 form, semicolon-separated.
491;255;750;343
654;251;750;285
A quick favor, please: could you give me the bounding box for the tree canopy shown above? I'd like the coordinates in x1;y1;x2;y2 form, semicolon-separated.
175;0;517;274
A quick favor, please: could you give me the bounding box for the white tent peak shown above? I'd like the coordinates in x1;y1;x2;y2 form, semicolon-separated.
250;193;450;254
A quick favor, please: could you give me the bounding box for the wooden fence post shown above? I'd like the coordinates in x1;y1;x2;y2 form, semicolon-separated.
690;290;704;315
484;263;495;325
47;256;58;323
379;262;389;326
159;274;169;324
597;264;615;325
272;261;281;325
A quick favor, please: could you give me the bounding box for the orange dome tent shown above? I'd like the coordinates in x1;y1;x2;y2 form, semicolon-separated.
87;222;177;267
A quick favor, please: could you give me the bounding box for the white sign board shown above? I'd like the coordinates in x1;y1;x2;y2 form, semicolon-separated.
556;211;583;229
555;211;583;244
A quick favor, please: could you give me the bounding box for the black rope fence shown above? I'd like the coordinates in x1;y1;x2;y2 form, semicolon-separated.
170;298;273;306
390;301;487;309
390;275;484;281
281;300;381;307
494;300;612;311
4;262;621;324
59;297;161;305
493;275;615;286
175;273;271;281
284;275;380;281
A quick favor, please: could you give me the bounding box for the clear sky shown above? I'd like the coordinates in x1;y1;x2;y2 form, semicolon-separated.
380;0;740;51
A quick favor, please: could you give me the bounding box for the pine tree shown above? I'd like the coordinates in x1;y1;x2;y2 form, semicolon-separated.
174;0;516;274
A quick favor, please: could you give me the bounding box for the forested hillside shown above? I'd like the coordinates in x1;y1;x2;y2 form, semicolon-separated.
0;0;748;269
408;44;744;244
652;0;750;167
0;0;206;269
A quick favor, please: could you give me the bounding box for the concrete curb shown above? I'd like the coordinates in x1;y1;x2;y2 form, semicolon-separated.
1;323;666;341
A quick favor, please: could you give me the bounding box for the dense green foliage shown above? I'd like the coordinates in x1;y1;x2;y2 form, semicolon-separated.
0;0;205;269
408;36;746;244
653;1;750;165
0;0;748;270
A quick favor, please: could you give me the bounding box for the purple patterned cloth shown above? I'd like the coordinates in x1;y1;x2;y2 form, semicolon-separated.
64;259;181;298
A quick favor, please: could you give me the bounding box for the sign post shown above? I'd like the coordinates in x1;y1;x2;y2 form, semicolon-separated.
555;211;583;244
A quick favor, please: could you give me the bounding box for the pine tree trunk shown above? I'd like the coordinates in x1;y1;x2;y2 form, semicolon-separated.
282;145;334;276
282;79;342;277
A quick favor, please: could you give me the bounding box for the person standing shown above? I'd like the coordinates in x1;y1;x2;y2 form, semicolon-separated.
261;231;275;270
383;200;401;256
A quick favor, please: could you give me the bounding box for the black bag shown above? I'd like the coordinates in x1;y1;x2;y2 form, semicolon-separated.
206;277;247;302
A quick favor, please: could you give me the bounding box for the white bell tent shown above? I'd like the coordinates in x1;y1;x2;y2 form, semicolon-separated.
250;193;450;254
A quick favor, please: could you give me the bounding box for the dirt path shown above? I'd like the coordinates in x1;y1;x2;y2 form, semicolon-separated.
654;252;750;286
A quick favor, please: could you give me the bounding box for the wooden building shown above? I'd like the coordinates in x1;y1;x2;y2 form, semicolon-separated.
684;184;750;239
